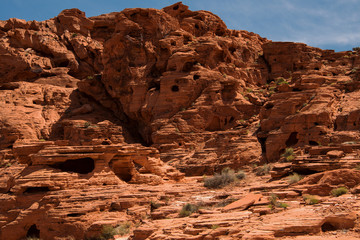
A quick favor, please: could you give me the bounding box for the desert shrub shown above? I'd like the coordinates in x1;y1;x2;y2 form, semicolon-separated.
204;167;236;189
150;200;161;211
331;187;348;197
256;164;271;176
99;222;131;240
268;194;288;209
211;224;220;229
179;203;199;217
288;173;302;184
353;47;360;52
116;222;131;236
235;170;246;180
281;148;295;162
100;225;117;240
275;77;288;85
303;194;320;205
84;122;91;128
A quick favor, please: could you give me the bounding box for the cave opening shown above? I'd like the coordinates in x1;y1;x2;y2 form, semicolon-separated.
26;224;40;238
171;85;179;92
309;140;319;146
285;132;298;147
193;74;200;80
56;60;70;68
148;80;160;91
109;160;133;182
258;137;267;154
23;187;50;194
321;222;337;232
51;158;95;174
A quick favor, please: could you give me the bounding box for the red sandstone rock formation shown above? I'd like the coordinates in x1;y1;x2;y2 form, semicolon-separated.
0;1;360;239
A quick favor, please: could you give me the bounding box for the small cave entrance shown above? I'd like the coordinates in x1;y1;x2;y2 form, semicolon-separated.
55;59;70;68
26;224;40;238
109;159;133;182
309;140;319;146
321;222;337;232
258;137;267;154
51;158;95;174
23;187;50;194
148;80;160;91
193;74;200;80
285;132;298;147
171;85;179;92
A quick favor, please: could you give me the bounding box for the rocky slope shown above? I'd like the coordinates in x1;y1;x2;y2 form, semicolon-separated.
1;2;360;240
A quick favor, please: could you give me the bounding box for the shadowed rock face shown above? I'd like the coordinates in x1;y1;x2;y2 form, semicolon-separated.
1;2;360;239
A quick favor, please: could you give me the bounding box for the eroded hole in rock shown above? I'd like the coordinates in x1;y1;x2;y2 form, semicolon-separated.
148;81;160;91
109;160;133;182
0;83;20;90
173;4;179;10
321;222;337;232
23;187;50;194
171;85;179;92
286;132;298;147
258;137;267;154
309;140;319;146
101;141;111;145
264;102;274;109
195;24;199;29
27;224;40;238
56;60;70;68
51;158;95;174
193;74;200;80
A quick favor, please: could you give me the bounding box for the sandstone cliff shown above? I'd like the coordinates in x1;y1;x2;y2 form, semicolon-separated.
1;2;360;240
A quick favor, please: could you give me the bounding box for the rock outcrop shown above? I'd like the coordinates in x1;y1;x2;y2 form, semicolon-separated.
1;1;360;239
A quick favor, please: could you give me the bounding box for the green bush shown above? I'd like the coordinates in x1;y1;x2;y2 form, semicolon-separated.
288;173;302;184
256;164;271;176
275;77;289;85
331;187;348;197
281;148;295;162
179;203;199;217
303;194;320;205
268;194;288;209
204;167;236;189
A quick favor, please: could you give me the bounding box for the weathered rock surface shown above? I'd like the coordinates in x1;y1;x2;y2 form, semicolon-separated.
1;1;360;240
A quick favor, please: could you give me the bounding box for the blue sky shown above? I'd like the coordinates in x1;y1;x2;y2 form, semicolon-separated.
1;0;360;52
